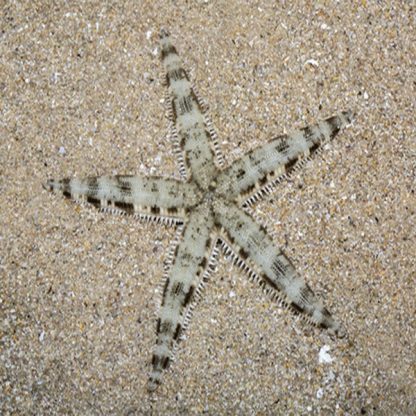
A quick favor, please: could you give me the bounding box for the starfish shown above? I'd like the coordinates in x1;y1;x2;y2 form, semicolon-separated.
45;30;353;392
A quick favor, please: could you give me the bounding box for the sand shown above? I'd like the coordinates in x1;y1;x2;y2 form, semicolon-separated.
1;1;415;415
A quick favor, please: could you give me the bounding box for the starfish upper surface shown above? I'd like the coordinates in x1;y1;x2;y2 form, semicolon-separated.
45;29;353;392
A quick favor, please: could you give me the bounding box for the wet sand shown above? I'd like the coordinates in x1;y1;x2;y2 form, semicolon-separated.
1;2;415;414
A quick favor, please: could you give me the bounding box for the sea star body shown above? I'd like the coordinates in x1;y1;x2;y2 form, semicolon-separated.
45;30;352;392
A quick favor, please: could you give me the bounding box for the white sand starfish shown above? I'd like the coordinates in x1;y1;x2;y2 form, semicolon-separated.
45;30;353;392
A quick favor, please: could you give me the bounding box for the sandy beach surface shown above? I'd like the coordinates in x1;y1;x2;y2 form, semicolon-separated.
1;2;415;415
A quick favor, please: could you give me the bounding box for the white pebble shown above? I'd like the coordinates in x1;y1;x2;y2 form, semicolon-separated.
305;58;319;67
319;345;334;364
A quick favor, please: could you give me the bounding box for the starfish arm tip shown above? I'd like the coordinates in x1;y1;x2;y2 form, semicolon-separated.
159;28;170;39
329;321;347;339
146;378;160;393
342;110;354;124
43;179;57;192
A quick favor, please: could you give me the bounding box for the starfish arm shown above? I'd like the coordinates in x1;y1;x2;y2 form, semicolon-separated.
44;175;201;223
148;204;215;392
159;29;218;190
216;111;353;203
213;199;345;337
